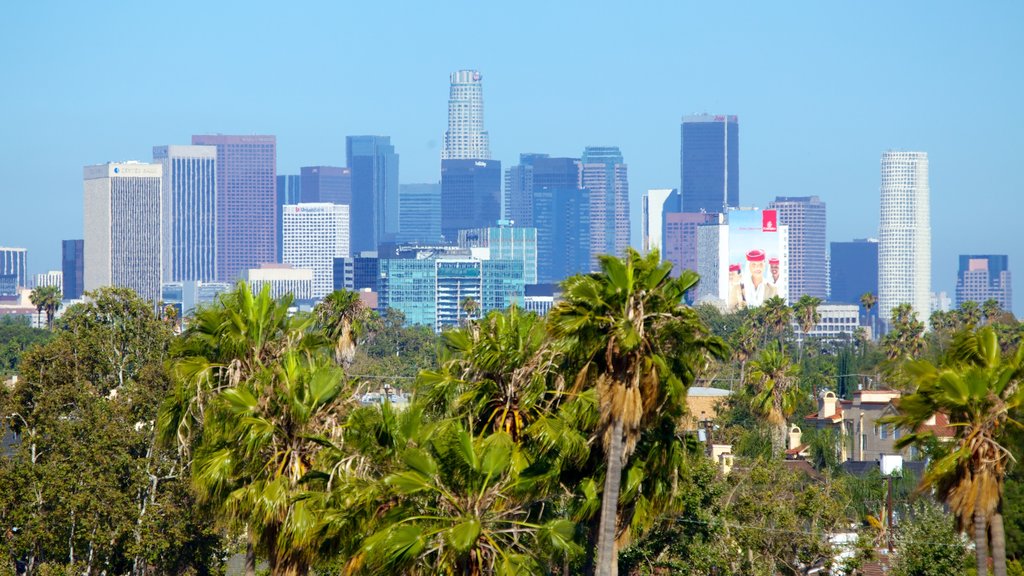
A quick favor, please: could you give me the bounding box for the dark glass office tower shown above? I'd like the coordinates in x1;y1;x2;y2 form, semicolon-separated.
504;155;581;227
829;238;878;305
680;114;739;214
398;183;442;244
61;239;85;300
441;159;501;241
347;136;399;254
300;166;351;205
276;175;301;262
532;187;590;284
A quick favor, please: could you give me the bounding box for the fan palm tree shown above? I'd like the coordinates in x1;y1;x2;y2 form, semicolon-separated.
758;295;792;345
315;289;368;368
860;292;876;336
793;295;822;361
460;296;481;326
417;305;561;443
731;323;759;387
193;352;349;576
887;326;1024;576
29;285;62;329
982;298;1002;326
547;248;725;575
350;424;580;575
958;300;982;328
882;303;925;361
747;344;802;456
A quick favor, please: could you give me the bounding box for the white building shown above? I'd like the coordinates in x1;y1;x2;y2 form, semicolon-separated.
642;188;678;255
83;162;163;303
282;203;350;298
246;264;313;300
879;151;931;329
791;304;861;342
153;145;217;282
32;270;63;289
442;70;490;160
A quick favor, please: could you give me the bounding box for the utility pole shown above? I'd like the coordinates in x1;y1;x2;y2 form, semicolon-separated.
887;474;894;553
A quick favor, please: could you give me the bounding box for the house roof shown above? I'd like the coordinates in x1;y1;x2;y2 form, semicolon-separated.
785;443;809;457
916;412;955;438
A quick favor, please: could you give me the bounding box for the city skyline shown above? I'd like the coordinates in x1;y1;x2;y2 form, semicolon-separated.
1;2;1022;313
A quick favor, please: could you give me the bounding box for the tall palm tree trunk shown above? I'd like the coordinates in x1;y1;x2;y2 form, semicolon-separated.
245;539;256;576
992;512;1007;576
975;506;989;576
595;417;624;576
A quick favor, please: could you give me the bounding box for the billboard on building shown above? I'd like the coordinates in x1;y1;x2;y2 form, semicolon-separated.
724;209;788;310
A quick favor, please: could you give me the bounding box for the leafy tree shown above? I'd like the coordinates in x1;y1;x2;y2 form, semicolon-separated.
548;249;725;575
888;326;1024;576
890;500;971;576
0;316;51;375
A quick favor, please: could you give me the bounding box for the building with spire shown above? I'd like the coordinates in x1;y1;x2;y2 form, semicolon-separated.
442;70;490;160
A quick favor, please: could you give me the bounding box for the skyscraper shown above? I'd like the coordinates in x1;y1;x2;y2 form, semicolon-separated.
769;196;827;299
663;212;717;279
0;247;27;296
153;145;217;282
829;239;879;306
442;70;490;160
532;187;590;284
192;134;277;282
504;155;581;228
956;255;1011;311
458;226;538;286
642;188;681;255
276;175;302;262
347;136;399;254
62;239;84;300
83;162;163;303
581;147;630;268
397;183;442;245
441;159;501;241
680;114;739;214
879;151;931;327
282;203;351;298
301;166;351;205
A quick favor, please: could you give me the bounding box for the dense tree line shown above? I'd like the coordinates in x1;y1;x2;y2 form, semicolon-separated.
1;254;1022;575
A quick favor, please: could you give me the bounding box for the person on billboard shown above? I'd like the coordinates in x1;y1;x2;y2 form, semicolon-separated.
727;264;745;311
769;257;781;285
743;249;777;306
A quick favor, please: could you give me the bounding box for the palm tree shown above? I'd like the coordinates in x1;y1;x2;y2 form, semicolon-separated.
887;326;1024;576
747;344;802;456
29;285;62;329
460;296;481;326
793;295;822;361
981;298;1002;325
731;323;758;388
882;303;925;361
349;424;580;575
958;300;982;328
315;289;367;368
860;292;877;337
193;352;348;576
547;248;725;575
758;295;792;345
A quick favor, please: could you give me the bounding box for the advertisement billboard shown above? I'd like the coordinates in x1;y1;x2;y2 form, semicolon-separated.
725;209;788;310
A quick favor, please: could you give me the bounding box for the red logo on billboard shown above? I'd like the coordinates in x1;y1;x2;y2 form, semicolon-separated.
762;210;777;232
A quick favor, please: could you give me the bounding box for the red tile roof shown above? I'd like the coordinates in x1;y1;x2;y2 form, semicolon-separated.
916;412;955;438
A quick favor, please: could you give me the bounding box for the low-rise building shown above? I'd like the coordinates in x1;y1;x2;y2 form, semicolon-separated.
246;264;313;300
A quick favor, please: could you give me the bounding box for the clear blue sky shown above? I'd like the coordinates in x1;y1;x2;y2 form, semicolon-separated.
2;1;1021;314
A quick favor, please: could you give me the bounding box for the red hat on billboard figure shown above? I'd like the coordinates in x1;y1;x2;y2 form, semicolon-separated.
729;264;741;272
769;257;780;266
746;249;765;262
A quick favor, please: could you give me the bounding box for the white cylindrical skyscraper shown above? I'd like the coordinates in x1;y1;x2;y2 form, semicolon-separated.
878;151;931;328
442;70;490;160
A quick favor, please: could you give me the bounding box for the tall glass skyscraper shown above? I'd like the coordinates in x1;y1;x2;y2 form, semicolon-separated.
504;155;579;228
282;203;351;298
829;239;879;306
441;159;501;241
0;247;28;296
769;196;827;299
192;135;277;282
276;175;302;262
62;239;84;300
347;136;399;254
581;147;630;269
879;151;931;327
153;145;217;282
83;162;163;303
956;255;1011;311
300;166;351;205
680;114;739;214
397;183;442;245
442;70;490;160
532;187;590;284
